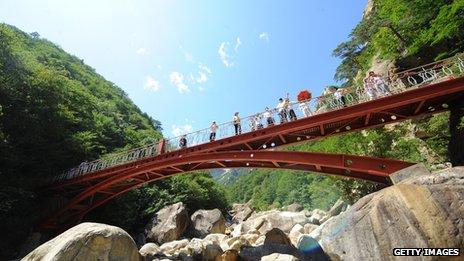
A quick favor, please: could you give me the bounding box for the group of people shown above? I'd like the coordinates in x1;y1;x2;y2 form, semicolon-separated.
178;70;390;148
363;71;391;100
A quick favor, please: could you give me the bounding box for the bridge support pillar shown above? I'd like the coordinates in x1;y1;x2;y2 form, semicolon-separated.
448;99;464;166
389;163;430;184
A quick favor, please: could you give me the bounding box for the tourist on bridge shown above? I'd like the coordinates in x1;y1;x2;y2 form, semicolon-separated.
210;121;218;141
179;135;187;148
372;73;391;96
277;98;288;123
263;107;275;127
333;86;347;107
297;90;312;117
363;71;379;100
254;114;264;130
285;93;298;121
233;112;242;135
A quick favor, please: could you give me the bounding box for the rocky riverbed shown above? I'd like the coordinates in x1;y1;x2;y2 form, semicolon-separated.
23;166;464;260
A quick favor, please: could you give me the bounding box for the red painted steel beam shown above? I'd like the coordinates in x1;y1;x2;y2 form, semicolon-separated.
46;76;464;191
40;150;413;228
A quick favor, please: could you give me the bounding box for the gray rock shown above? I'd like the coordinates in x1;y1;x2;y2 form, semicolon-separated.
241;210;310;234
303;224;318;234
231;202;254;223
285;203;303;212
202;243;223;261
146;202;189;244
313;167;464;260
288;224;304;246
139;242;161;261
263;228;292;246
219;249;239;261
191;209;226;238
22;222;139;261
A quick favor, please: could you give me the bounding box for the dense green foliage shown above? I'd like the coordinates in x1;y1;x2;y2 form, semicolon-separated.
228;169;339;211
334;0;464;85
87;172;229;233
0;24;228;258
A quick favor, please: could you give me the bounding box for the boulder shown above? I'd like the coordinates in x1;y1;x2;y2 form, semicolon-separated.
288;224;304;246
202;243;223;261
239;244;310;261
303;223;318;234
159;239;189;255
203;233;229;245
218;249;239;261
22;222;139;261
231;202;254;222
226;235;252;251
327;198;348;218
263;228;292;246
261;253;299;261
184;238;204;257
191;209;226;238
146;202;189;244
242;210;310;234
285;203;303;212
307;209;326;225
254;235;265;246
139;242;161;261
313;167;464;260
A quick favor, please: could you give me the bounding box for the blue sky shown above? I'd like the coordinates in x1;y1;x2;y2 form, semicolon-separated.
0;0;367;137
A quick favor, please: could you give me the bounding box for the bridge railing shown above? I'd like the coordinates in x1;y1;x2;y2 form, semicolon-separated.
51;54;464;183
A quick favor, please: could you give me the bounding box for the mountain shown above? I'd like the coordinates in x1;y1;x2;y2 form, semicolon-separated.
0;23;163;258
210;168;251;186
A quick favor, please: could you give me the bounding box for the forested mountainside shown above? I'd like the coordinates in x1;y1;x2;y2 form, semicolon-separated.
227;0;463;210
0;24;228;258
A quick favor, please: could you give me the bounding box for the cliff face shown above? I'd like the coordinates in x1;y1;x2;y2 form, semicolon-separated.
362;0;375;18
311;167;464;260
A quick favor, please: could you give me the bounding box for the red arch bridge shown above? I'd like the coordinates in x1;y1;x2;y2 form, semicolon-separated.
40;55;464;230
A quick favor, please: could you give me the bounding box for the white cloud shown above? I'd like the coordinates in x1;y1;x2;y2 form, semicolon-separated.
196;72;208;83
218;42;234;67
259;32;270;42
171;124;193;136
196;63;212;84
136;47;147;55
144;76;160;92
235;37;242;51
199;63;212;74
169;72;190;93
198;86;205;92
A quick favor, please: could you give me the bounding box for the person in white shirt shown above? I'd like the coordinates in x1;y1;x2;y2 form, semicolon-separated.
210;121;218;141
373;74;391;96
285;93;297;121
276;98;287;123
333;87;346;107
299;102;311;117
233;112;241;135
363;71;378;100
263;107;275;127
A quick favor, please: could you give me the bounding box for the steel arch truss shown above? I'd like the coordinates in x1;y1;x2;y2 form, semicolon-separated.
41;150;413;229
